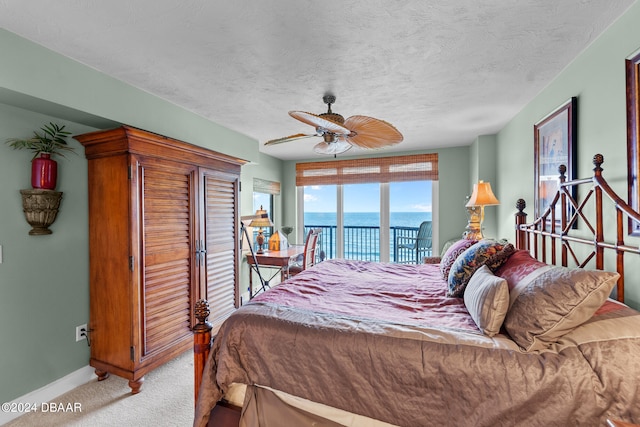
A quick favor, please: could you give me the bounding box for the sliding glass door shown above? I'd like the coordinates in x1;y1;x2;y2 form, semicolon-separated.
302;185;337;259
390;181;433;263
344;183;380;261
299;181;434;263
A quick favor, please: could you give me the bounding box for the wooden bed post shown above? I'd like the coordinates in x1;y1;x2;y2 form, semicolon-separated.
515;198;527;250
593;155;605;270
558;165;567;267
193;299;213;405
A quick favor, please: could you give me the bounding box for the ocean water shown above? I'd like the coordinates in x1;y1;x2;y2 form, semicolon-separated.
304;212;432;262
305;212;432;228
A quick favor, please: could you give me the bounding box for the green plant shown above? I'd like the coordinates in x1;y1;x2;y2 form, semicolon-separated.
5;122;75;159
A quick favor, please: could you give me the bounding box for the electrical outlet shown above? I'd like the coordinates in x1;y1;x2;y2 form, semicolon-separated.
75;324;87;342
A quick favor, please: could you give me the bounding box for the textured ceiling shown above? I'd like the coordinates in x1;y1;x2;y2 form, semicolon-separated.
0;1;634;160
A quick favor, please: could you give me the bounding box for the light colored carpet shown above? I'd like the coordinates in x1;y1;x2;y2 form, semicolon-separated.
5;351;194;427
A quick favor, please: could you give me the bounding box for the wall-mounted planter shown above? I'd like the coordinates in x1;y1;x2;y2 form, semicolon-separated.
20;189;63;235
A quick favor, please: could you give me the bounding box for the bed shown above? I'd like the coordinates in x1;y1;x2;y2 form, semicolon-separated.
193;154;640;427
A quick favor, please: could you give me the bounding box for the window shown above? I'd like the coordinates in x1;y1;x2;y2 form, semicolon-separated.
303;184;337;258
297;154;438;263
252;192;273;220
390;181;433;263
252;178;280;242
343;183;380;261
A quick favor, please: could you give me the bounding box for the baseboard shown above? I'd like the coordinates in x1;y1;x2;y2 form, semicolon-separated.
0;365;94;425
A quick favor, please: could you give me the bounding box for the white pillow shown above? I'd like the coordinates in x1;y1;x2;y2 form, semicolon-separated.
463;265;509;337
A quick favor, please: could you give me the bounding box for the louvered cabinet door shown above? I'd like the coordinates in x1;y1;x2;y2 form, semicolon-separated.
201;169;240;333
138;159;197;360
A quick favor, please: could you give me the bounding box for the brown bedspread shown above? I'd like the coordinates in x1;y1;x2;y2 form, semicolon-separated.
194;259;640;427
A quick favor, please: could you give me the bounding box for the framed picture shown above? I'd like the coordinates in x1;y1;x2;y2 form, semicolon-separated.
626;50;640;236
534;97;577;224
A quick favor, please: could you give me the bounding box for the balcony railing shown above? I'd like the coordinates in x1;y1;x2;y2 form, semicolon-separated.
253;224;432;264
302;224;432;264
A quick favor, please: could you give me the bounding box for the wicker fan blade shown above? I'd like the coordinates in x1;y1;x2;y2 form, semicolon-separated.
343;115;403;149
313;140;352;155
289;111;350;135
264;133;318;146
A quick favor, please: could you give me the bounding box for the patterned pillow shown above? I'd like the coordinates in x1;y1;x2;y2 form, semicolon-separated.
464;265;509;337
494;249;547;290
439;239;477;281
447;240;515;297
504;266;619;351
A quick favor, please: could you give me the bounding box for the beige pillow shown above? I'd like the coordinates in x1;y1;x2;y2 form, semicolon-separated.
503;265;619;351
463;265;509;337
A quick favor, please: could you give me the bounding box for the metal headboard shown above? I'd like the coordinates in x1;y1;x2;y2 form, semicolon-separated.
514;154;640;303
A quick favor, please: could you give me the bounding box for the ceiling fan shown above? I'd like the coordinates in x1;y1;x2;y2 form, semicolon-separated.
264;95;403;155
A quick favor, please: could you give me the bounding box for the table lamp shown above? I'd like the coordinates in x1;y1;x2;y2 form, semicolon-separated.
465;180;500;240
249;205;274;253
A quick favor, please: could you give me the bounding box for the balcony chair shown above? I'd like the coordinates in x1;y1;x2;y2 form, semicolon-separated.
397;220;432;264
287;228;322;278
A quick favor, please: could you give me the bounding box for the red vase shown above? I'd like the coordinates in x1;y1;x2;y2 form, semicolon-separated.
31;153;58;190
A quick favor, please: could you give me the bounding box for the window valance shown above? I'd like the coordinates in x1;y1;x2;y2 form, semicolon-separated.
253;178;281;195
296;153;438;186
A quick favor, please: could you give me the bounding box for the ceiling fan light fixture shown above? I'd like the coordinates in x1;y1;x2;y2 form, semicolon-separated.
322;133;336;143
313;140;352;155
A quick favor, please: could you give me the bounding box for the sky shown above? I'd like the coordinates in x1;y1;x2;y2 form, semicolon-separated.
304;181;433;213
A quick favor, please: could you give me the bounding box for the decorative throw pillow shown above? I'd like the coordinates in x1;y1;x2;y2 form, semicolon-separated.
439;239;477;281
464;265;509;337
503;266;619;351
447;240;515;297
494;249;547;290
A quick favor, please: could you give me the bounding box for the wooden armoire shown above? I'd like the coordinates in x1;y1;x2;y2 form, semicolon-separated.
75;126;245;393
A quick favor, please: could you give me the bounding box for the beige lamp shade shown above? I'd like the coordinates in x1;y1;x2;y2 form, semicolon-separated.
249;206;273;253
466;181;500;207
249;206;274;228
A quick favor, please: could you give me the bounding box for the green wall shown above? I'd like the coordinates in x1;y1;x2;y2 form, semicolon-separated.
0;29;280;403
495;1;640;310
470;134;500;239
0;104;95;403
430;146;473;249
